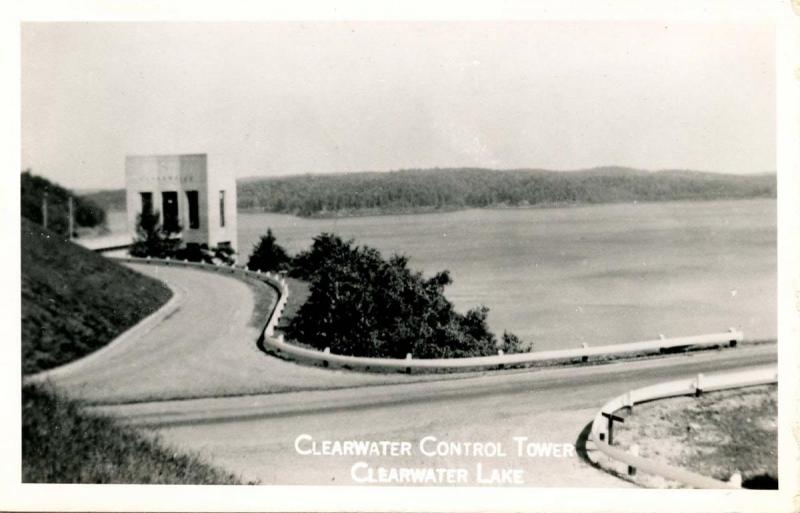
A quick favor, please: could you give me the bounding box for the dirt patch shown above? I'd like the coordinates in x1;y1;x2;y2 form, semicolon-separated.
610;385;777;488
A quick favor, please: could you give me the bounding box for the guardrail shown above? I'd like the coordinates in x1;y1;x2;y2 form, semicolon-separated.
263;330;744;372
589;366;778;488
115;256;746;374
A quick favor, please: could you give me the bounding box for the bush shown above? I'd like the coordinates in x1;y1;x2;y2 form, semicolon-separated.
285;233;500;359
174;243;213;264
246;229;291;272
128;210;181;259
501;331;528;354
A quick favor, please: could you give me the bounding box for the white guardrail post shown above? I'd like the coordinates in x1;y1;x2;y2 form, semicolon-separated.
695;373;705;397
728;327;738;347
628;444;639;476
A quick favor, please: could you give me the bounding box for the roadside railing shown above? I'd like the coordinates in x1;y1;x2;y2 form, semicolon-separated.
262;330;745;373
589;366;778;488
116;256;748;374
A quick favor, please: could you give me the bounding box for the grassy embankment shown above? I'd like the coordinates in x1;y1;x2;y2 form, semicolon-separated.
275;277;311;332
22;384;241;484
22;218;172;374
612;385;778;489
22;218;242;483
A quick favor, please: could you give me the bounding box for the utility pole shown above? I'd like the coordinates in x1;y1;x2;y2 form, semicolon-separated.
42;191;48;229
68;196;74;240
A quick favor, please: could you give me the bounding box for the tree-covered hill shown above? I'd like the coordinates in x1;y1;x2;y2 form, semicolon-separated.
83;166;776;218
79;187;127;211
238;167;775;216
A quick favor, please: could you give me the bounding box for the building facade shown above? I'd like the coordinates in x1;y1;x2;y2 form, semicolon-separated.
125;154;238;252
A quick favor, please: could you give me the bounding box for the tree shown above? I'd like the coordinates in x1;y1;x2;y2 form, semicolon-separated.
290;232;353;280
246;228;291;272
128;209;181;258
501;331;528;354
285;233;499;359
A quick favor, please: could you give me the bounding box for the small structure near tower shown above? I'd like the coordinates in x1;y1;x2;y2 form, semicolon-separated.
125;153;237;253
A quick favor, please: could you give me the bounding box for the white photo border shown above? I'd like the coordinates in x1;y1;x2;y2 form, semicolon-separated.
2;1;796;512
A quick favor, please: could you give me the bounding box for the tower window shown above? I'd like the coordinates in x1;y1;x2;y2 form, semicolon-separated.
140;192;153;216
219;190;226;227
186;190;200;229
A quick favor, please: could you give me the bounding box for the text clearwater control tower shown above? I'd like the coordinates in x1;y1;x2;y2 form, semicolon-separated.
125;154;238;252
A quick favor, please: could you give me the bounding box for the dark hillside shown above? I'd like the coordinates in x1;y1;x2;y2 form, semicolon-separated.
21;218;172;374
22;170;107;235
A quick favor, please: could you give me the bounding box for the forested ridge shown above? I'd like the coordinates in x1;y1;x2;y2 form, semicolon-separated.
84;167;776;218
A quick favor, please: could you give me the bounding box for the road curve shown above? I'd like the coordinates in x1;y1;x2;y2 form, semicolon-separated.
43;264;442;404
95;344;775;487
46;263;777;487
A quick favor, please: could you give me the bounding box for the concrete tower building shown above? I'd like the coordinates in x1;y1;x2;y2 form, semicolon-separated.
125;154;237;252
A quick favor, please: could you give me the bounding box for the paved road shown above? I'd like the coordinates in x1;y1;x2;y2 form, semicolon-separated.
42;264;442;404
94;345;775;487
46;264;777;486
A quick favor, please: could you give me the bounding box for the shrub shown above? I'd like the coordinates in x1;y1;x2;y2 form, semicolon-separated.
285;233;500;359
247;228;291;272
174;243;213;263
501;331;528;354
128;210;182;259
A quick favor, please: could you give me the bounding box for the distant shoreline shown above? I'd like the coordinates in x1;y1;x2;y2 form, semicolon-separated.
238;195;776;220
85;166;776;220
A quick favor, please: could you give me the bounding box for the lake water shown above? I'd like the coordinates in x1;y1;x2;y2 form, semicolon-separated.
237;199;776;351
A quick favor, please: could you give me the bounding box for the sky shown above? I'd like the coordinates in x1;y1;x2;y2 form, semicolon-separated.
21;21;775;190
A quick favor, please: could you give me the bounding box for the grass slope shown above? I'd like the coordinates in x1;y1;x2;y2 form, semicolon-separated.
21;217;242;484
21;218;172;375
22;383;242;484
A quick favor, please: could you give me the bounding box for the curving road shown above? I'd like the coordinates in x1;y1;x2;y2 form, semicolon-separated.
46;264;777;487
42;264;445;404
93;344;775;486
